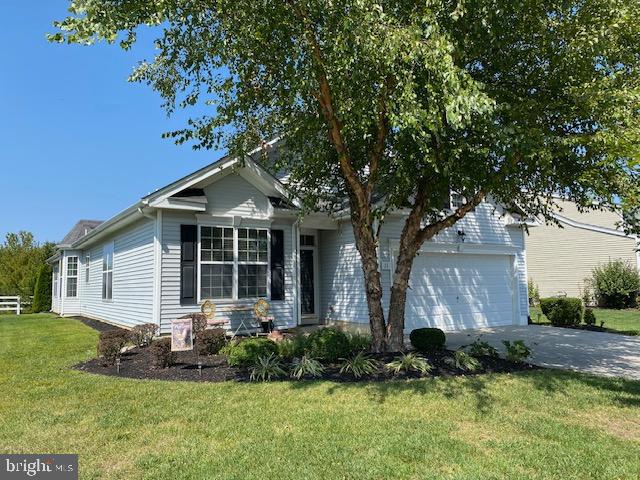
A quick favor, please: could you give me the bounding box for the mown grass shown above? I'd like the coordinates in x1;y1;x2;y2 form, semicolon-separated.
530;306;640;335
1;314;639;479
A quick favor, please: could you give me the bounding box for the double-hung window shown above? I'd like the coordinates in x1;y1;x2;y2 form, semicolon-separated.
200;227;234;300
199;226;269;300
237;228;268;298
85;254;90;285
66;256;78;297
102;242;114;300
53;264;58;298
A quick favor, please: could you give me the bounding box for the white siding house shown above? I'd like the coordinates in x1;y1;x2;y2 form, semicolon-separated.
48;153;531;333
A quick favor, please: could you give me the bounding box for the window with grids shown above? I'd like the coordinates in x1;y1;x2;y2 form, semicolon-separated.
200;226;234;300
199;226;269;300
85;254;90;284
102;243;113;300
237;228;268;298
66;256;78;297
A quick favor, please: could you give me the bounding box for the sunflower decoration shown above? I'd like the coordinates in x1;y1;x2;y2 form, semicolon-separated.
200;299;216;320
254;298;270;319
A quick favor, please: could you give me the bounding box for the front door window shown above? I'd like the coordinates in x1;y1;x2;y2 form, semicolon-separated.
300;249;315;315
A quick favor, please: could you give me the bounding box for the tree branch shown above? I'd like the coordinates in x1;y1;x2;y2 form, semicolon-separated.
367;77;392;199
286;0;369;211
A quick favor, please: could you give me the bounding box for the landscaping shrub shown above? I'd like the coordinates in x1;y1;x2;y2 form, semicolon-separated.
275;338;295;360
346;332;371;353
445;350;481;372
466;339;499;358
196;328;226;355
97;330;129;366
339;352;380;378
150;337;176;368
130;323;158;347
502;340;531;363
290;355;325;379
221;338;278;367
385;352;432;375
591;260;640;309
31;263;52;313
409;328;446;352
583;308;596;326
249;353;287;382
539;297;583;326
306;327;351;362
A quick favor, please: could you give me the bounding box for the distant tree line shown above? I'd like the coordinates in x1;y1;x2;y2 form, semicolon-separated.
0;232;55;312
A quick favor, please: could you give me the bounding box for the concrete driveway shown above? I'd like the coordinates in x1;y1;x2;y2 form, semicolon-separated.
446;325;640;380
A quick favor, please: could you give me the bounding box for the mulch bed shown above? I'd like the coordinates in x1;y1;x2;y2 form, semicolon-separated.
74;346;539;383
69;316;127;334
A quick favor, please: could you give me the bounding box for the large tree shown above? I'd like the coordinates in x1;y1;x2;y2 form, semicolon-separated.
0;232;55;300
52;0;640;351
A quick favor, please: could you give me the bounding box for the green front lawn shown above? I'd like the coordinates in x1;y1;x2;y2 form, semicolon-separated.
530;306;640;335
1;314;639;479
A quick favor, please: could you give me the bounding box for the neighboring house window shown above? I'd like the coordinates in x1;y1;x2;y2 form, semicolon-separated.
102;243;114;300
66;256;78;297
85;254;90;285
451;192;466;210
199;226;269;300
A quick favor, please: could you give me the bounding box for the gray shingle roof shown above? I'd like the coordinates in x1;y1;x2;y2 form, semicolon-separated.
58;220;103;247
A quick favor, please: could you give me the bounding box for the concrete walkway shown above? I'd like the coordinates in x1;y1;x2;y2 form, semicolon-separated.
446;325;640;380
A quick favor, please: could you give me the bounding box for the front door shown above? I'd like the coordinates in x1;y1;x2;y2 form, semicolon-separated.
300;249;315;315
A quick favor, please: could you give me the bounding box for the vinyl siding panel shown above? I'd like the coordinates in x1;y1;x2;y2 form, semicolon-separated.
79;219;155;328
526;221;638;298
160;182;295;333
552;199;625;230
204;173;272;218
319;201;530;329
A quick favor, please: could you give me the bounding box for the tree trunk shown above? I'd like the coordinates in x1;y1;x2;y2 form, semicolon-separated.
386;241;420;352
348;205;387;352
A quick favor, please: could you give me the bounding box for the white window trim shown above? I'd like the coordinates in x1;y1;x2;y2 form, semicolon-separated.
66;256;78;298
197;224;271;303
102;242;114;302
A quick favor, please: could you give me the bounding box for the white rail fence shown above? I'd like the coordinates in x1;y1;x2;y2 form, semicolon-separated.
0;296;23;315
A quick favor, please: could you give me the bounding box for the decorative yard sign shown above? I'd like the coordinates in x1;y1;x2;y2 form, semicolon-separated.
171;317;193;352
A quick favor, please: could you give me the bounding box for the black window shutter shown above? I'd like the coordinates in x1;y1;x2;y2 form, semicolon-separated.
180;225;197;305
270;229;285;300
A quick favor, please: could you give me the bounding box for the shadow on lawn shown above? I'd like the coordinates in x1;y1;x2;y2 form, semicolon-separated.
286;373;495;414
286;370;640;412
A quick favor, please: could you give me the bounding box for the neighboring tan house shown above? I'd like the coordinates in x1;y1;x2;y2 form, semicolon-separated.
47;146;532;333
526;198;640;299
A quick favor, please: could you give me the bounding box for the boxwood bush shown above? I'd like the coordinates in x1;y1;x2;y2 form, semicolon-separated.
97;330;129;366
221;338;278;367
540;297;583;326
409;328;446;352
306;327;351;362
149;337;176;368
583;308;597;326
196;328;227;355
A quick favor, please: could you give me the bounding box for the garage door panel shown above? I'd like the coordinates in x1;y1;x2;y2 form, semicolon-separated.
406;253;515;331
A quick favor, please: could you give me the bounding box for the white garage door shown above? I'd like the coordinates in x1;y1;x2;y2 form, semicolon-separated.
405;253;516;331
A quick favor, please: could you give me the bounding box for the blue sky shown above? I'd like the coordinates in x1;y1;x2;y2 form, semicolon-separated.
0;2;224;244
